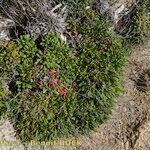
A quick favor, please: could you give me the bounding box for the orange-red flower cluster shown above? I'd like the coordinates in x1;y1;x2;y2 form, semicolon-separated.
48;69;58;76
97;48;104;53
35;78;41;88
47;78;59;88
34;69;68;98
58;87;67;97
47;69;59;88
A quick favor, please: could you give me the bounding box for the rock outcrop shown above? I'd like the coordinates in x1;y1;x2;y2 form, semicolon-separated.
0;0;143;40
0;16;15;40
93;0;142;34
0;1;67;40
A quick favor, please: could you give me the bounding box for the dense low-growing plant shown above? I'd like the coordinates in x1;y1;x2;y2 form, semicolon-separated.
0;0;128;142
0;33;78;140
125;0;150;44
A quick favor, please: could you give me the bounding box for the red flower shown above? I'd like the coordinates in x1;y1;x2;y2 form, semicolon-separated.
48;69;58;76
52;79;59;85
47;79;59;88
97;48;104;53
47;82;53;88
35;79;41;88
58;87;67;97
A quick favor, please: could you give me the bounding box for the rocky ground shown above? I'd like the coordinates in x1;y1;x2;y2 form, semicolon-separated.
0;41;150;150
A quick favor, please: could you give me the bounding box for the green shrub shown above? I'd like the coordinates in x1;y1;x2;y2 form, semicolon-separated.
1;33;78;141
0;0;127;143
126;0;150;44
